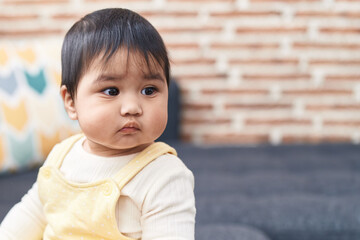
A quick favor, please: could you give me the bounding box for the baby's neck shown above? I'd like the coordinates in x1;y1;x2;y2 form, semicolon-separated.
82;139;152;157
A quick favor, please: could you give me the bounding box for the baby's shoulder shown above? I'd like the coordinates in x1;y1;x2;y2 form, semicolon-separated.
127;153;193;191
123;152;194;210
149;153;188;171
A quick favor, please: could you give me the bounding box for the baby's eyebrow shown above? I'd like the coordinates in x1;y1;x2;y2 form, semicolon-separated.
93;72;165;84
94;74;125;83
143;73;165;82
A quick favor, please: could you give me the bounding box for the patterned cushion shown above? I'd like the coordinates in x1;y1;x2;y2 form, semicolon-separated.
0;40;80;174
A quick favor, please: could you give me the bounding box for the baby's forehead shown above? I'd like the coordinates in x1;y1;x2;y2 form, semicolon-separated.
92;49;163;74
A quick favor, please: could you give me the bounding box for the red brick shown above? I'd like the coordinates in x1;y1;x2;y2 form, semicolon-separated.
324;120;360;127
201;89;268;95
158;26;222;34
182;117;231;125
294;42;360;50
236;26;307;34
309;59;360;65
242;73;311;81
246;118;312;126
211;42;279;49
175;74;227;81
139;10;197;17
183;103;213;111
180;88;190;96
282;134;351;144
320;27;360;34
296;11;360;19
229;58;298;65
326;75;360;81
168;0;234;2
306;104;360;111
52;13;84;20
0;29;64;37
0;14;38;20
283;89;352;96
180;134;192;142
252;0;319;1
86;0;148;1
3;0;68;4
166;43;199;49
225;103;292;110
210;10;281;18
173;58;216;65
202;133;269;145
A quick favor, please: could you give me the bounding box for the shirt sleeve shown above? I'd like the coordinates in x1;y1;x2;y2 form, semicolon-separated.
140;155;196;240
0;182;46;239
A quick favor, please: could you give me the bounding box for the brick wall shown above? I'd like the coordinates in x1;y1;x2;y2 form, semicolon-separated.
1;0;360;145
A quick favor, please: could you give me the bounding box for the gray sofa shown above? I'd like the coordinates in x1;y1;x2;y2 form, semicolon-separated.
179;142;360;240
1;142;360;239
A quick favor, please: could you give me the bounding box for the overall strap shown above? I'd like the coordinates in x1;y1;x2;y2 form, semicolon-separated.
113;142;177;189
45;133;84;168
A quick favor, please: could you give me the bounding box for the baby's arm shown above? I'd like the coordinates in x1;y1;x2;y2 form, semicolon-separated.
141;155;196;240
0;182;46;239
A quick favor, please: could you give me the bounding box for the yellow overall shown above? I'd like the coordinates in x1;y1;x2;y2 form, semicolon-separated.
37;134;177;240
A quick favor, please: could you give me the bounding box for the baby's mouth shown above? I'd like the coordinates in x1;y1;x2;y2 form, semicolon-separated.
119;122;140;134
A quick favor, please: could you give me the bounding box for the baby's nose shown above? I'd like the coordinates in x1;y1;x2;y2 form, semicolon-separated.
120;97;142;116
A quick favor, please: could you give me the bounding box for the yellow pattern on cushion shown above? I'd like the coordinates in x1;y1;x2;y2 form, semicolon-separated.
39;131;61;159
0;48;8;66
0;40;80;174
1;100;28;132
28;96;60;132
17;48;36;64
52;70;61;86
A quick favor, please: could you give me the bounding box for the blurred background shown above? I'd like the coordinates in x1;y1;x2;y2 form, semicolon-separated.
0;0;360;150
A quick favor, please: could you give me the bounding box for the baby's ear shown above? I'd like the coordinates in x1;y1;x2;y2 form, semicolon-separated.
60;85;78;120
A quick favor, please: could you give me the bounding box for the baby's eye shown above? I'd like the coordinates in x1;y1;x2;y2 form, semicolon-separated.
103;87;119;96
141;87;157;96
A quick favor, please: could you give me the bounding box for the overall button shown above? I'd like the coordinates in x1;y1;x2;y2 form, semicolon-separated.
103;182;113;196
42;169;51;179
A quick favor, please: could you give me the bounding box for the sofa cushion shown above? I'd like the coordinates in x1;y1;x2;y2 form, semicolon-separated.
0;41;79;174
196;224;270;240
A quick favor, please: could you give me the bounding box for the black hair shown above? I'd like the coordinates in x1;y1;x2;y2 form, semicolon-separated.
61;8;170;98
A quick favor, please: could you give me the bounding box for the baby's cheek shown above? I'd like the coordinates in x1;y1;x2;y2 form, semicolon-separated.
78;109;103;130
152;109;168;136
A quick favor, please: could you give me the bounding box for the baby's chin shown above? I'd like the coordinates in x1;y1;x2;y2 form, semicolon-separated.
83;134;159;156
107;142;155;156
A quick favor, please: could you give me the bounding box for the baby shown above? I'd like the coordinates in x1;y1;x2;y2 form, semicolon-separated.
0;8;196;240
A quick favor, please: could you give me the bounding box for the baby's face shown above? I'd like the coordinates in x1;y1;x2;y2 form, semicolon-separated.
69;50;168;156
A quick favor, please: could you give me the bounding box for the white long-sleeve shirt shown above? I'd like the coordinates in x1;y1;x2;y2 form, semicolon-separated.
0;138;196;239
